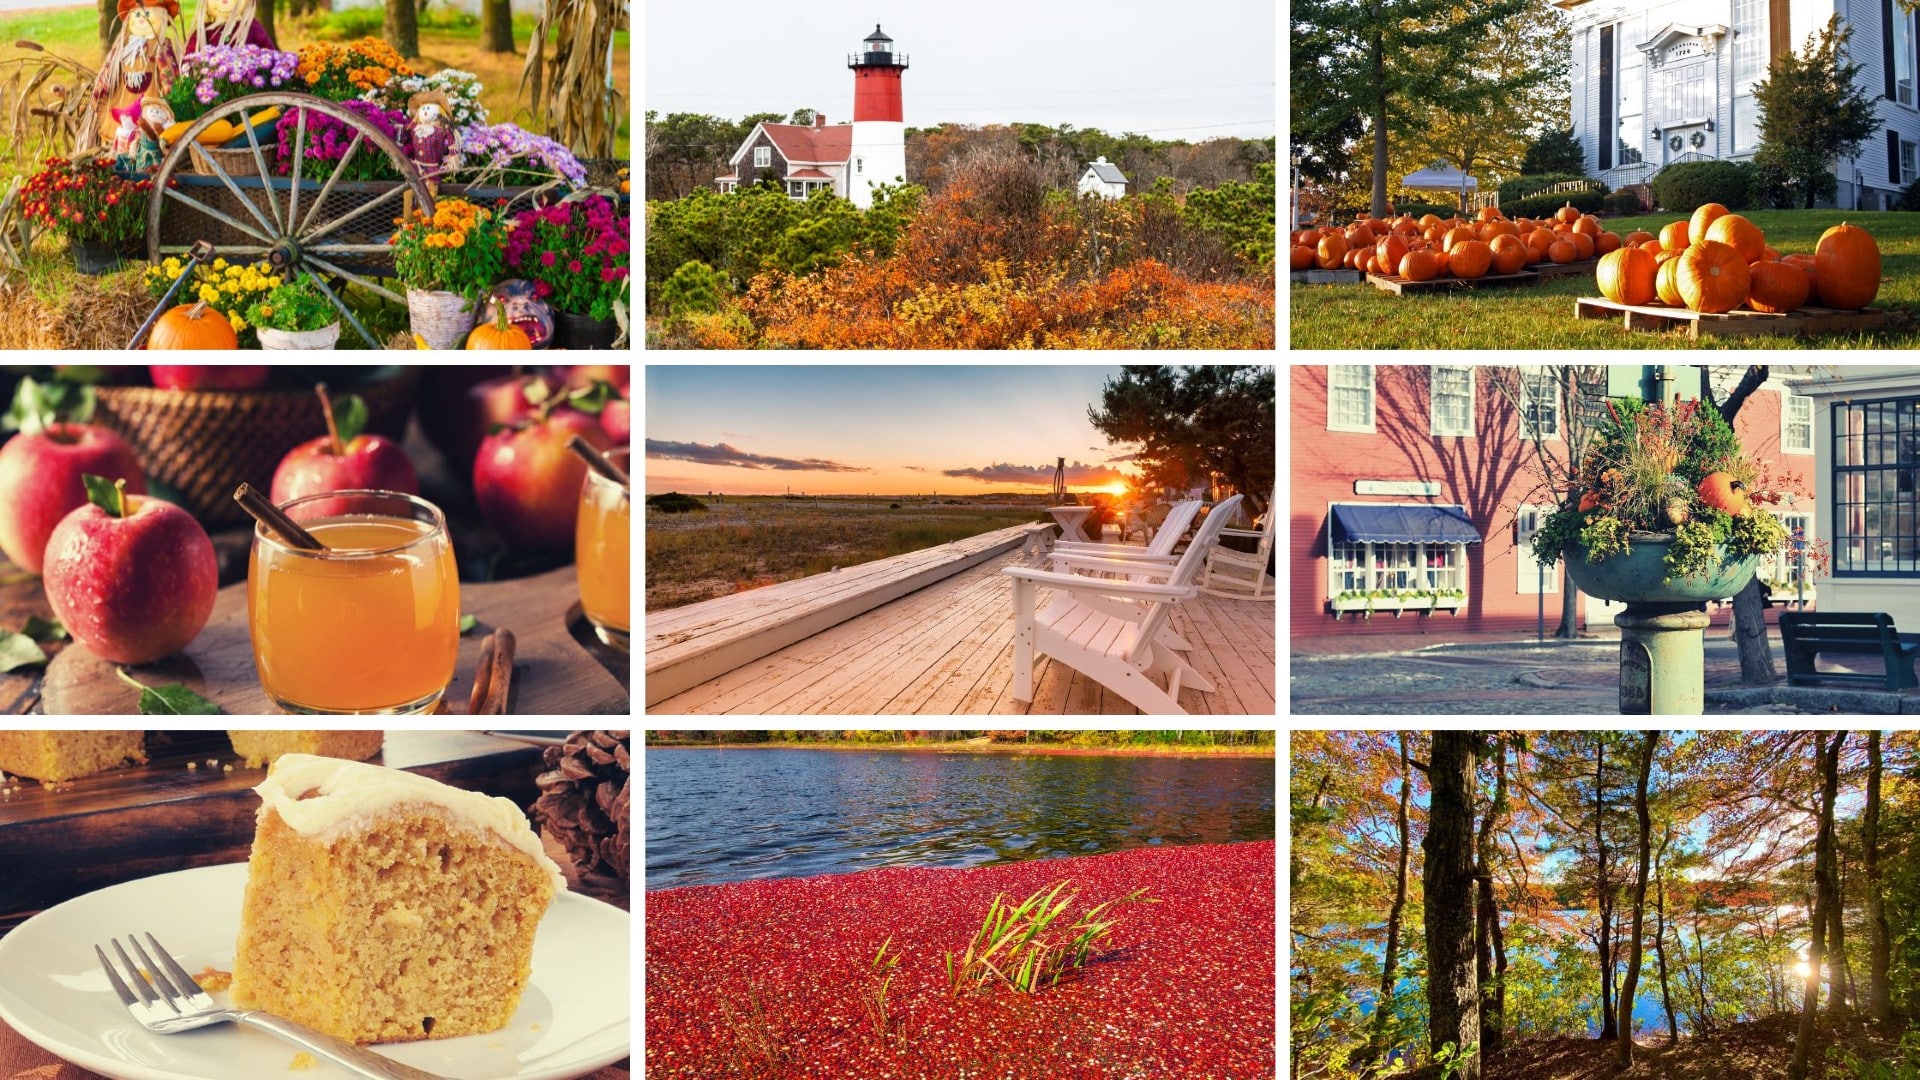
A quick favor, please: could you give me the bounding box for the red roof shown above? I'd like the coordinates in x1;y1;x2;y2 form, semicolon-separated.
757;123;853;164
787;168;833;179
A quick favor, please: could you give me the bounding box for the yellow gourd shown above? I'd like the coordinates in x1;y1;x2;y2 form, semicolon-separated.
194;120;237;145
159;119;194;144
246;106;281;127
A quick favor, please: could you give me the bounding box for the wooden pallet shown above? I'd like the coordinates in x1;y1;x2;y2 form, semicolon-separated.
1366;270;1539;294
1290;268;1363;284
1575;297;1892;340
1532;257;1601;281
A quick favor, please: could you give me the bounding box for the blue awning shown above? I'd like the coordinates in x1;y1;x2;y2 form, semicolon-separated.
1332;504;1483;544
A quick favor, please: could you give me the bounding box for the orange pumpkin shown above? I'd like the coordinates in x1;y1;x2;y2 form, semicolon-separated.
1746;260;1810;314
1546;239;1577;264
1572;215;1602;237
1476;206;1504;223
1704;213;1765;263
1782;253;1823;305
1488;234;1529;275
1442;226;1476;253
1399;250;1440;281
149;301;238;350
1689;202;1730;243
1523;228;1557;261
1659;220;1690;251
1596;231;1623;255
1568;232;1597;261
1677;240;1751;314
1651;257;1681;306
1578;490;1603;512
467;306;533;350
1449;239;1493;279
1289;246;1314;271
1624;230;1656;247
1555;203;1580;224
1814;222;1881;309
1376;236;1409;274
1597;246;1658;306
1697;472;1751;517
1760;245;1781;262
1418;213;1442;230
1316;233;1348;271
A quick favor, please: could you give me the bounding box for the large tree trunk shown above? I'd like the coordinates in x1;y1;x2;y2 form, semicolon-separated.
1867;730;1892;1024
1476;742;1510;1057
1828;855;1850;1019
1616;731;1658;1067
384;0;419;59
1790;732;1845;1080
1655;825;1679;1045
1730;578;1776;684
1596;738;1618;1041
1425;733;1482;1080
1369;25;1389;220
1557;572;1579;639
97;0;114;52
1362;732;1415;1071
481;0;515;53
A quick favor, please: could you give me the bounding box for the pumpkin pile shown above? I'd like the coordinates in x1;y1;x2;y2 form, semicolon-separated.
1594;202;1882;315
1289;203;1621;281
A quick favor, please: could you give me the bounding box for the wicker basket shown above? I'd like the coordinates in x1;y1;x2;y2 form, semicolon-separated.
92;369;421;527
189;141;264;177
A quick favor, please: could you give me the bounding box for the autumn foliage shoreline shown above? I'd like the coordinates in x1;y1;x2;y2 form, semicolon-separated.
646;740;1277;759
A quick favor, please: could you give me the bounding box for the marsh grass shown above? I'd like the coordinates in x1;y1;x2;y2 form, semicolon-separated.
860;935;902;1042
717;988;790;1076
944;880;1158;996
644;497;1044;611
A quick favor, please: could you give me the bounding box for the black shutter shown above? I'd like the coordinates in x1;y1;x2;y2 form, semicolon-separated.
1599;26;1615;171
1886;0;1898;100
1892;128;1903;185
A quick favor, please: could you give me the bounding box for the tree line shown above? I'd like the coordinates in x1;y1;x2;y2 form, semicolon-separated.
647;730;1275;747
1293;731;1920;1079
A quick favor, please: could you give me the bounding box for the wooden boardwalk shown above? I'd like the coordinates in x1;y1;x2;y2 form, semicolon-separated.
647;548;1276;715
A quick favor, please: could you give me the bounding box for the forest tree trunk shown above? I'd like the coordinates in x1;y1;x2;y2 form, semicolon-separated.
1476;742;1510;1056
1596;738;1618;1041
1369;27;1388;220
384;0;419;59
1790;732;1844;1080
1362;732;1415;1071
1655;824;1679;1045
1425;733;1482;1080
1867;730;1892;1024
1616;731;1657;1067
481;0;515;53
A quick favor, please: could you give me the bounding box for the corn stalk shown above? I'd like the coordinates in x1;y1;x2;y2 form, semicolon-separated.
517;0;624;159
0;43;97;166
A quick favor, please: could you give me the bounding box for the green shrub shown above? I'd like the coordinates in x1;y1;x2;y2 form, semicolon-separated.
1602;190;1643;216
658;260;727;317
646;492;709;513
1501;189;1606;219
1497;173;1604;202
1521;129;1586;175
1389;200;1467;220
1650;160;1755;211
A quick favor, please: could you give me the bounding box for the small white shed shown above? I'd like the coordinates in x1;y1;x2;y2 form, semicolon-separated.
1078;156;1128;199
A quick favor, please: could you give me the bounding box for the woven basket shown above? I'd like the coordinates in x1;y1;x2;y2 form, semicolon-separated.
189;141;263;177
92;369;421;527
407;288;479;350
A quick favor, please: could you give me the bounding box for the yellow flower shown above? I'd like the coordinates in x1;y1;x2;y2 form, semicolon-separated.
229;312;246;331
212;258;227;271
198;284;219;303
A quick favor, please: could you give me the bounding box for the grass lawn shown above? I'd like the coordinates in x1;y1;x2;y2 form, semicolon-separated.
1290;209;1920;350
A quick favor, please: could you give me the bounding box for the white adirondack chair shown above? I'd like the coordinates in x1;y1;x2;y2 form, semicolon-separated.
1202;488;1276;599
1002;495;1243;715
1048;498;1204;651
1050;500;1201;563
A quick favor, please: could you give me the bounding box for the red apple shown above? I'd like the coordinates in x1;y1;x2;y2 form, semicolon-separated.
43;479;217;665
557;365;630;392
420;372;559;477
0;424;146;573
271;387;419;515
474;409;611;549
150;366;271;391
600;395;630;445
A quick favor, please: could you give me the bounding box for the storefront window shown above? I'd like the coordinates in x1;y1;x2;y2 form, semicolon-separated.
1831;396;1920;574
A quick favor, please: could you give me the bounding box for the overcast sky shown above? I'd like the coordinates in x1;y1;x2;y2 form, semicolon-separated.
644;0;1275;143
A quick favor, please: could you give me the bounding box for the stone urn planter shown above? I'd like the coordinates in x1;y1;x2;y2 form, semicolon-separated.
1565;532;1761;715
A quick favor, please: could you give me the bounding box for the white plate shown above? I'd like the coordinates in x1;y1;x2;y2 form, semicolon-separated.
0;863;630;1080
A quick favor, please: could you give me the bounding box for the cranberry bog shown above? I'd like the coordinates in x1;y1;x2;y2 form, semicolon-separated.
645;839;1277;1079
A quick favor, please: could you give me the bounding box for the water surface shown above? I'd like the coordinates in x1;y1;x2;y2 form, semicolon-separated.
645;747;1275;889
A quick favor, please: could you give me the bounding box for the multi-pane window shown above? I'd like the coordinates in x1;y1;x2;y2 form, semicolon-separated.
754;146;771;168
1514;505;1559;593
1733;0;1764;84
1783;394;1813;454
1618;56;1644;165
1765;512;1816;594
1327;539;1469;595
1663;63;1709;120
1521;370;1560;440
1330;540;1369;594
1903;138;1917;186
1897;7;1916;107
1831;396;1920;574
1431;366;1474;436
1328;365;1375;431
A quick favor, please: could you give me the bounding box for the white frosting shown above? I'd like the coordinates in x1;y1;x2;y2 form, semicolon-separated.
254;753;565;891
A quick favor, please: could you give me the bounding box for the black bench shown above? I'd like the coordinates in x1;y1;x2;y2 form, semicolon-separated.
1779;612;1920;691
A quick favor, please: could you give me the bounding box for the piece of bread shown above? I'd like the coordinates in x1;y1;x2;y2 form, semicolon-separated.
229;754;561;1044
227;731;384;769
0;730;145;782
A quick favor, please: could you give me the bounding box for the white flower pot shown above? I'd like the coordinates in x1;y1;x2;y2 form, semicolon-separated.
257;323;340;350
408;288;478;350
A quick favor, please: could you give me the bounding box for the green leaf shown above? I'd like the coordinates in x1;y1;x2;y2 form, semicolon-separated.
4;377;94;435
566;380;618;416
459;613;478;635
0;628;47;672
522;377;552;407
20;615;66;642
115;667;219;714
4;376;45;435
82;474;127;518
333;394;368;447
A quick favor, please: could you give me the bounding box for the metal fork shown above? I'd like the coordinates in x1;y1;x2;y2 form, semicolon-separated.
95;933;446;1080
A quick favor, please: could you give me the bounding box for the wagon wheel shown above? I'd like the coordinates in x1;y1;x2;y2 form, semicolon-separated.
145;93;435;349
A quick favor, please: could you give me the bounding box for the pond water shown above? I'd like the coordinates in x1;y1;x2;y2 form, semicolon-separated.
645;748;1276;890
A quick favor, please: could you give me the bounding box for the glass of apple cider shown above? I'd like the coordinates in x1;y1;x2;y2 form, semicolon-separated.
248;490;459;714
576;448;630;650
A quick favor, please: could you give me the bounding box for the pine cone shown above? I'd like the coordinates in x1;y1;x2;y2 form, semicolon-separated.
530;730;630;882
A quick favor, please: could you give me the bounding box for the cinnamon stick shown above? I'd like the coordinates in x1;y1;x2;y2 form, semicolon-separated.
483;629;516;715
466;631;497;715
567;435;629;488
232;484;325;550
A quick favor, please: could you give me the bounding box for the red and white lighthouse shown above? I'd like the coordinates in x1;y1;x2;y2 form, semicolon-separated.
847;23;907;209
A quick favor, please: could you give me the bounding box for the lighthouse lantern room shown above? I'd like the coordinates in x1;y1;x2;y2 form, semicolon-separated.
847;23;908;209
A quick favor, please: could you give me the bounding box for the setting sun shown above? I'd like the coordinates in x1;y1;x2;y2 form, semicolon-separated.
1101;482;1130;497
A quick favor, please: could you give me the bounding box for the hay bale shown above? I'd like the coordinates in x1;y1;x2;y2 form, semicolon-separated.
0;268;151;350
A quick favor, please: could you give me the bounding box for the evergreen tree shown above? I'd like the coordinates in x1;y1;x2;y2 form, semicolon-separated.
1752;17;1880;208
1522;128;1586;175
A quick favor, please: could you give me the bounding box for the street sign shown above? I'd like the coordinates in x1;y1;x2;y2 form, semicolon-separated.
1354;480;1442;496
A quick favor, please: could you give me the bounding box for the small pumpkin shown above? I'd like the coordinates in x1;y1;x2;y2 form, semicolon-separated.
1814;222;1881;310
1578;490;1602;512
1316;233;1348;271
1677;240;1751;314
1704;213;1765;263
1399;250;1440;281
1697;472;1751;517
1488;234;1529;275
1289;246;1313;271
1658;220;1690;252
1376;235;1409;274
1441;226;1475;253
1449;239;1493;279
1597;246;1658;306
1655;257;1685;307
1746;260;1810;314
1623;230;1656;247
1568;231;1597;261
1555;203;1580;224
1596;231;1622;255
466;304;533;350
1689;202;1730;242
148;301;237;350
1546;238;1577;264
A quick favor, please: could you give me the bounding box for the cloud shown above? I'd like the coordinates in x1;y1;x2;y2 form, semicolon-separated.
1105;451;1144;463
721;431;751;440
644;439;868;473
902;465;929;472
942;461;1130;486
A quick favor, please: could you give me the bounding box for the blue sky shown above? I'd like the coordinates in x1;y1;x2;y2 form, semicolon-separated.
643;366;1139;496
644;0;1276;143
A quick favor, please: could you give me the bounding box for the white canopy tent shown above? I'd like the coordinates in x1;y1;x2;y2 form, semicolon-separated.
1399;162;1479;212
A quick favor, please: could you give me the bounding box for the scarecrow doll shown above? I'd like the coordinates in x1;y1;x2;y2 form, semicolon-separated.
404;90;458;188
78;0;179;156
181;0;275;53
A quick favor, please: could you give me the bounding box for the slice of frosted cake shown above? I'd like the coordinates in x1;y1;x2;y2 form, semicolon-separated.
227;730;384;769
0;730;145;782
230;753;562;1044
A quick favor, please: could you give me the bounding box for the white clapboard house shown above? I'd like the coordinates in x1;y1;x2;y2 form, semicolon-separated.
1556;0;1920;209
